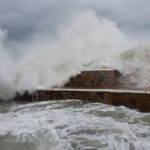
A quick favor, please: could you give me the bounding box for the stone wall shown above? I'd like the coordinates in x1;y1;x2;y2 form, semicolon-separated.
14;90;150;112
13;69;150;112
64;70;119;88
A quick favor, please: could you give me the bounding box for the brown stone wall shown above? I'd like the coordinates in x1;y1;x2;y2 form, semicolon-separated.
14;90;150;112
12;69;150;112
103;92;150;112
64;70;119;88
14;91;32;101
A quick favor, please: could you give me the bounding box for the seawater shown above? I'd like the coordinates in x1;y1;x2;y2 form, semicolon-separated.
0;100;150;150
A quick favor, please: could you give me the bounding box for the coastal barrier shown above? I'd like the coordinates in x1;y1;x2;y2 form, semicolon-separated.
14;69;150;112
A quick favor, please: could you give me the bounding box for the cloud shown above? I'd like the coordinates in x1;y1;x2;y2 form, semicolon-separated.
77;0;150;39
0;0;82;42
0;0;150;42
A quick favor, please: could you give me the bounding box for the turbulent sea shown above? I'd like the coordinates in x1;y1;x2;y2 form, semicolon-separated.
1;1;150;150
0;100;150;150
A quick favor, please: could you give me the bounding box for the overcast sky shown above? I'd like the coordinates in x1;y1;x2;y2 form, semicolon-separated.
0;0;150;42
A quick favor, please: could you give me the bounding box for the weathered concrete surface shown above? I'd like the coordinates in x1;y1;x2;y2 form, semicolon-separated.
64;70;119;88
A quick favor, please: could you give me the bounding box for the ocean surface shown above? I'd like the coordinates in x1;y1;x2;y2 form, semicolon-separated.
0;100;150;150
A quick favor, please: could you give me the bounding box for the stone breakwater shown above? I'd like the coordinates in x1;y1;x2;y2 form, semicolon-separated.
14;70;150;112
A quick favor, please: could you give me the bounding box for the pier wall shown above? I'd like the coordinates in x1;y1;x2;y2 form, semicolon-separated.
64;70;119;88
14;90;150;112
13;69;150;112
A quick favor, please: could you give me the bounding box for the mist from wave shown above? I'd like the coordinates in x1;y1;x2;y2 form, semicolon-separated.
0;10;132;100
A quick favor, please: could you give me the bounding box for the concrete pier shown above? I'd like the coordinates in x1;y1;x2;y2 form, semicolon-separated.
13;69;150;112
14;88;150;112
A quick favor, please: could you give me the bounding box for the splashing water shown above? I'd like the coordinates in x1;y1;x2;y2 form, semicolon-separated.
0;2;150;150
0;100;150;150
0;10;150;100
0;11;132;100
117;44;150;86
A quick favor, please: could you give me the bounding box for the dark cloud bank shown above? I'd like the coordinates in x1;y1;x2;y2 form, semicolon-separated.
0;0;150;42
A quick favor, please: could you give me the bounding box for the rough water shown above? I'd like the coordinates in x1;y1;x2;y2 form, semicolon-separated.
1;1;150;150
0;100;150;150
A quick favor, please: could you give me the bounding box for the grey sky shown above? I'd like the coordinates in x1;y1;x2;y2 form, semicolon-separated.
0;0;150;42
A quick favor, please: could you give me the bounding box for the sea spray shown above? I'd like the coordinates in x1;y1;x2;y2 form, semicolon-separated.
0;11;133;100
117;44;150;86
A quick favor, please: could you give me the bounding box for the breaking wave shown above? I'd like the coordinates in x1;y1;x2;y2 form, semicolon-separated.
118;44;150;86
0;10;149;100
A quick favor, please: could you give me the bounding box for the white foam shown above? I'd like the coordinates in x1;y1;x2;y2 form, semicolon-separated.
0;11;132;100
0;101;150;150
